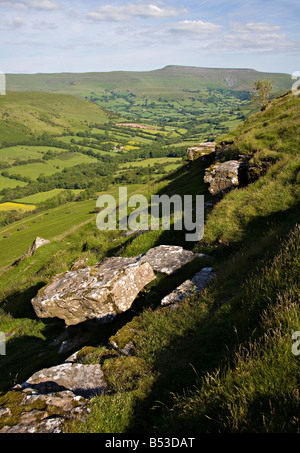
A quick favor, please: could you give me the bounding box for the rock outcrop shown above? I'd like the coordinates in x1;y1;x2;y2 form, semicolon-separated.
0;389;88;433
161;267;215;306
187;142;216;161
31;246;200;326
3;243;216;433
13;237;50;265
204;160;247;195
31;256;156;326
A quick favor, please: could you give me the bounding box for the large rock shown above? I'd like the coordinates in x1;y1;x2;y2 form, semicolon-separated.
0;357;108;433
31;256;156;326
161;267;215;306
19;362;107;397
204;160;247;195
139;245;196;275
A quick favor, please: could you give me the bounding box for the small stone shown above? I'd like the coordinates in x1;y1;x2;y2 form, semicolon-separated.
161;268;215;306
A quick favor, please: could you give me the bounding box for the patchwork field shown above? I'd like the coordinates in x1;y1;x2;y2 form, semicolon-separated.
5;152;98;181
0;145;69;164
0;91;112;147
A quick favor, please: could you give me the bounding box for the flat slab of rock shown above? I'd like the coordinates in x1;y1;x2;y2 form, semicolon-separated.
31;256;156;326
19;362;107;398
161;267;215;305
139;245;196;275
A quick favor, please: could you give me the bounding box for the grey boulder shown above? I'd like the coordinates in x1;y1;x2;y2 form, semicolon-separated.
31;256;156;326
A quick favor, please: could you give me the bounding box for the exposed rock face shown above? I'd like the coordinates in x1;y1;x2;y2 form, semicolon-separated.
187;142;216;161
13;237;50;265
204;160;247;195
161;267;215;306
139;245;196;275
31;256;156;326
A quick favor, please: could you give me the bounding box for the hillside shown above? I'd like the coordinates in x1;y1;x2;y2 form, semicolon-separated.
0;91;112;146
0;90;299;433
7;66;291;94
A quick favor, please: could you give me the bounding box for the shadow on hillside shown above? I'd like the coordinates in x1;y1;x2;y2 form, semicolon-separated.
1;282;46;319
0;328;61;392
123;202;300;433
104;156;214;258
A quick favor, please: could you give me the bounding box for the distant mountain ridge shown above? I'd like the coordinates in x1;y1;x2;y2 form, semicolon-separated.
6;65;292;95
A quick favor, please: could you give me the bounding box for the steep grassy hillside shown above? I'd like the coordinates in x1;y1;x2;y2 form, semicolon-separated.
0;90;299;434
65;90;298;433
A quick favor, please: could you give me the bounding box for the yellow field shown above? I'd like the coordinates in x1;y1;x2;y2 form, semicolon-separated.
0;202;36;212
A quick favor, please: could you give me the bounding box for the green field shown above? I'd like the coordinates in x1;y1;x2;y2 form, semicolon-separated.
14;188;83;205
0;199;97;267
0;145;70;164
120;157;182;169
0;174;26;190
5;152;98;181
14;188;65;204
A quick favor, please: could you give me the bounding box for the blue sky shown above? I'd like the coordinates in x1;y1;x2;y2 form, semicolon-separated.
0;0;299;74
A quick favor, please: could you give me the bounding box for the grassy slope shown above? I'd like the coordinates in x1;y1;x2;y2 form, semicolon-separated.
0;91;111;146
0;90;299;433
66;91;299;433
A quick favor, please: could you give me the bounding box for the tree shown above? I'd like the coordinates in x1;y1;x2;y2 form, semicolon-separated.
251;79;273;111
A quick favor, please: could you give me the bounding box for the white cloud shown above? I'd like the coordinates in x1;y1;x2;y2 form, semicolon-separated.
231;22;281;33
86;3;187;22
0;17;25;29
207;21;299;54
169;19;222;35
0;0;58;10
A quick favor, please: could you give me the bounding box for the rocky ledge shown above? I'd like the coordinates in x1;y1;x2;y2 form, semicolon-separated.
187;142;216;161
204;160;247;196
31;245;199;327
1;244;216;433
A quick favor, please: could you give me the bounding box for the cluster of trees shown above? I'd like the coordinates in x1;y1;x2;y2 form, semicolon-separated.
1;171;32;183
